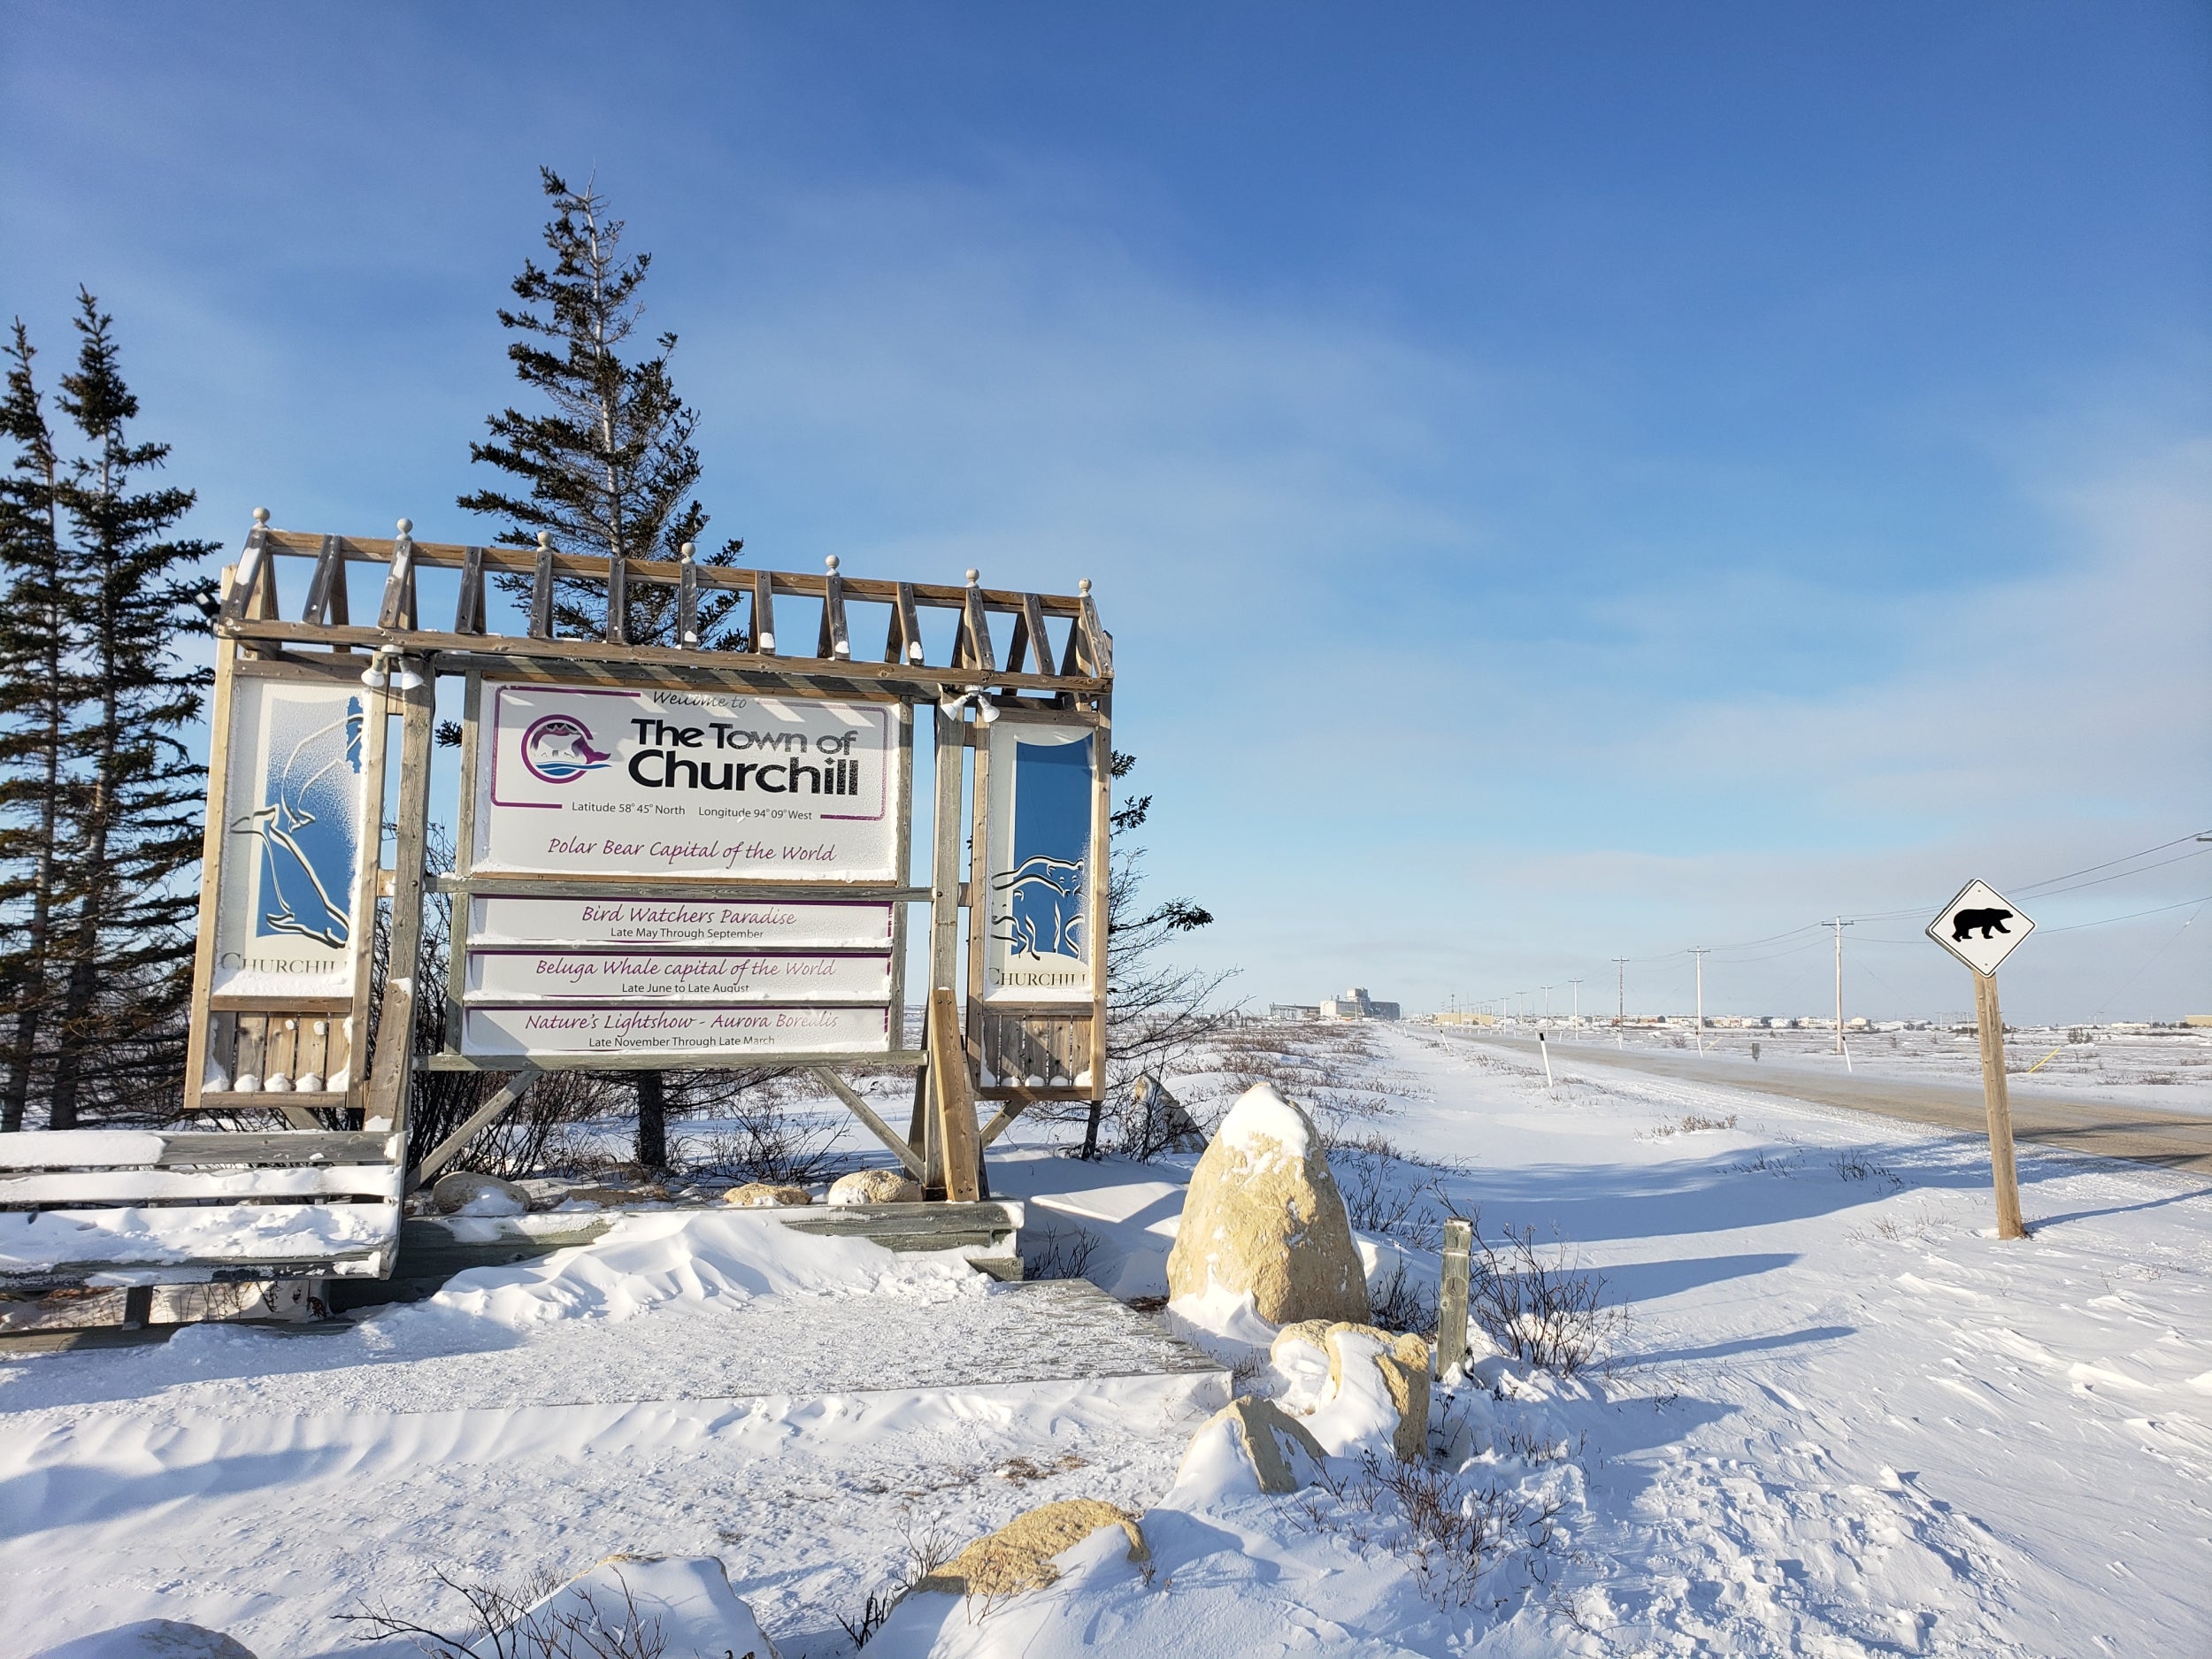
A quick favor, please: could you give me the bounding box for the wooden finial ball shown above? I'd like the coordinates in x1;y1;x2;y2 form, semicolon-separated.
396;518;412;536
537;531;553;549
965;568;980;585
1079;578;1092;595
251;506;270;526
825;554;841;572
680;542;696;560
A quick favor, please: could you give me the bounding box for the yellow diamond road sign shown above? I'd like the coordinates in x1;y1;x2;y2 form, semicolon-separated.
1928;879;2035;978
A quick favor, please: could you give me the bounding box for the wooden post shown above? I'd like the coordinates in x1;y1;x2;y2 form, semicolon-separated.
364;670;436;1137
931;987;980;1203
1973;970;2027;1239
1437;1217;1472;1379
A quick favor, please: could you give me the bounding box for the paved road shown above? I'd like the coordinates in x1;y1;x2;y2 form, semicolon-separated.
1449;1033;2212;1176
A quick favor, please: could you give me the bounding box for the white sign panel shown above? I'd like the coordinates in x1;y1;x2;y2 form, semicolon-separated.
473;682;902;880
469;895;894;950
463;1002;891;1059
980;720;1097;1003
465;949;891;1003
1927;879;2036;978
212;679;372;997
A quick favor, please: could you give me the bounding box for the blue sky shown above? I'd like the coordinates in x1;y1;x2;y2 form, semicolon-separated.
5;3;2208;1020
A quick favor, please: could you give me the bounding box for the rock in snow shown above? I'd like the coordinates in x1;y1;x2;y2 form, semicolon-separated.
33;1622;257;1659
1176;1395;1328;1495
828;1169;923;1206
473;1555;778;1659
1302;1322;1432;1462
913;1500;1148;1599
1165;1082;1369;1325
430;1171;530;1217
722;1181;812;1207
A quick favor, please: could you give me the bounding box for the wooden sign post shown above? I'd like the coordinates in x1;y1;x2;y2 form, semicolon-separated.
1970;968;2026;1240
1928;879;2036;1240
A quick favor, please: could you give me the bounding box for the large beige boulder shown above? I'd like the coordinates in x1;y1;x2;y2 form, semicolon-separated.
912;1500;1146;1599
827;1169;923;1206
1166;1082;1370;1326
722;1182;811;1208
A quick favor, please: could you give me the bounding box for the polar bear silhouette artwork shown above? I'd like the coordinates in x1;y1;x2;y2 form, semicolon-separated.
991;734;1094;965
1951;907;2014;942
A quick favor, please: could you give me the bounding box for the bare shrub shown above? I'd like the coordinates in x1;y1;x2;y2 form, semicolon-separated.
1368;1255;1436;1335
1453;1208;1621;1377
339;1567;665;1658
1642;1112;1737;1139
1019;1223;1101;1282
839;1507;961;1648
677;1087;853;1187
1294;1449;1565;1609
1725;1150;1796;1177
1832;1151;1904;1189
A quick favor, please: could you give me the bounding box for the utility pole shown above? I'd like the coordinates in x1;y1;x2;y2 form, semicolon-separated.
1541;985;1552;1023
1690;948;1709;1054
1569;978;1581;1037
1613;958;1628;1025
1830;918;1854;1056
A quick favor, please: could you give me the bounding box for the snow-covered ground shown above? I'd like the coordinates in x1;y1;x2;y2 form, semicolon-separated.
5;1025;2208;1655
1472;1019;2212;1114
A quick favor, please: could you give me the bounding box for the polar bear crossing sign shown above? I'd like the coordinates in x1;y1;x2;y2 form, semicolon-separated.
1926;879;2035;979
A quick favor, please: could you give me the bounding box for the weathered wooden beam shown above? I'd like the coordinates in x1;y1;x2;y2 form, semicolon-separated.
529;532;555;638
222;618;1110;695
258;528;1094;615
810;1067;926;1179
932;987;981;1203
751;567;777;654
411;1069;535;1187
818;556;851;659
677;542;700;646
454;545;487;634
376;519;419;629
0;1130;399;1169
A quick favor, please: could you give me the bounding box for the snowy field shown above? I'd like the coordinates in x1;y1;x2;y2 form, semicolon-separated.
1475;1019;2212;1114
5;1024;2209;1656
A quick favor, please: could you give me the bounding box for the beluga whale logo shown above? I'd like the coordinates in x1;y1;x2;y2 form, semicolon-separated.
520;714;611;784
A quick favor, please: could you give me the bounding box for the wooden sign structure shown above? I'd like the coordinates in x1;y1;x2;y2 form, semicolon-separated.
183;511;1113;1208
1926;879;2036;1240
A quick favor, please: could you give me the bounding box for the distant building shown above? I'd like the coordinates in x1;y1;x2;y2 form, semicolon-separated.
1322;986;1401;1021
1269;1003;1323;1021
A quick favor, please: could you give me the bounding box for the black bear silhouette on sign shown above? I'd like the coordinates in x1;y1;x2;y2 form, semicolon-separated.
1951;907;2013;941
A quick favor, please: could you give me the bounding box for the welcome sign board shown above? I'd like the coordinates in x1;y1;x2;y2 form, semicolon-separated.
464;1002;892;1059
465;949;892;1003
212;679;373;998
467;895;895;949
980;720;1097;1004
472;681;903;881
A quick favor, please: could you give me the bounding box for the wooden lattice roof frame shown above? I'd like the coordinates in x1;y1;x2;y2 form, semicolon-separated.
219;515;1113;695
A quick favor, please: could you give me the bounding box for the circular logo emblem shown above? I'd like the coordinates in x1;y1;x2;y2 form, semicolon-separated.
520;714;611;784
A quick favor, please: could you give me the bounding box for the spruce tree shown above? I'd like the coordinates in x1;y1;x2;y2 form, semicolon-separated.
459;167;745;649
460;170;745;1166
0;322;74;1133
39;290;212;1129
